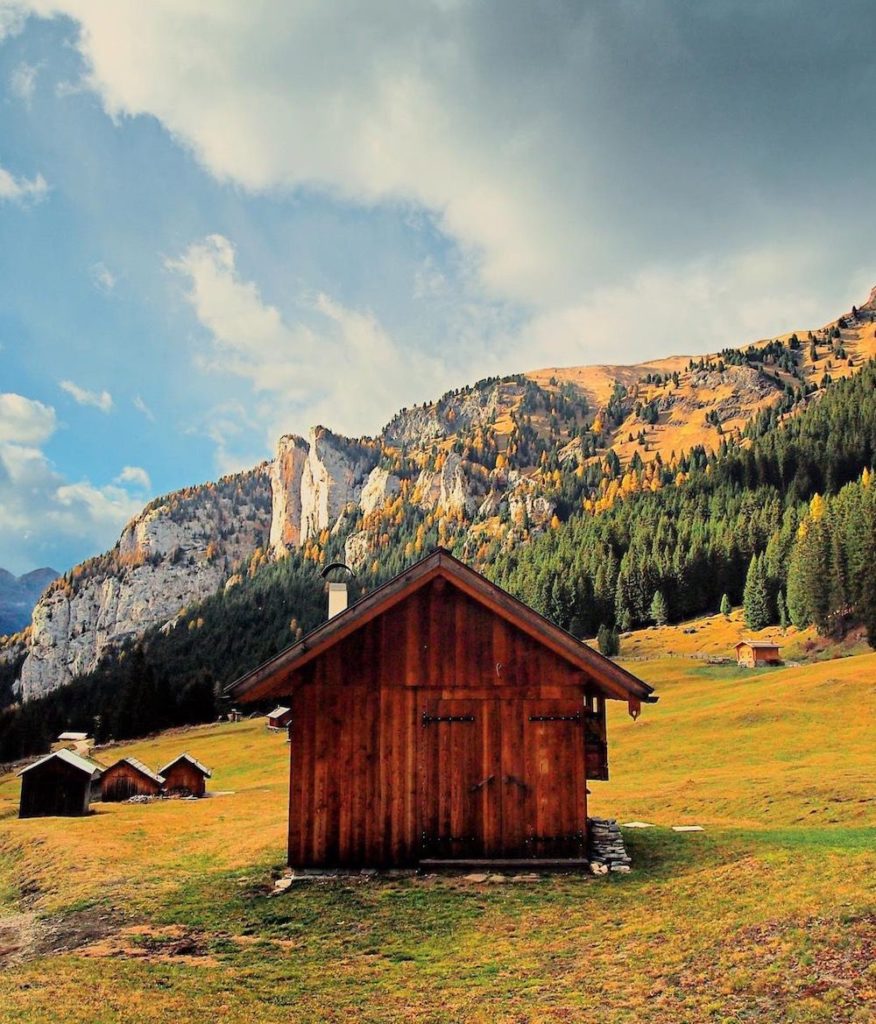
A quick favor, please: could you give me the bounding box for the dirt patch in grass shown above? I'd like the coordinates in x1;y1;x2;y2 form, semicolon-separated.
77;924;218;966
37;905;127;957
1;904;126;967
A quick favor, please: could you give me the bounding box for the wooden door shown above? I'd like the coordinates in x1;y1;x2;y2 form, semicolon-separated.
418;699;500;859
501;698;587;859
419;696;586;861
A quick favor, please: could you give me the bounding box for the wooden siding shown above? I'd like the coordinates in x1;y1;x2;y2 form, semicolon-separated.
19;760;96;818
163;763;207;797
285;578;607;868
101;763;162;802
736;644;782;668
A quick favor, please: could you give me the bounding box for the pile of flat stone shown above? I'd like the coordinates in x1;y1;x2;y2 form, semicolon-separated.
588;817;631;874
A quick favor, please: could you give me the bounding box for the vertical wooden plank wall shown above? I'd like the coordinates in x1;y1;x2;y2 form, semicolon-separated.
286;579;601;868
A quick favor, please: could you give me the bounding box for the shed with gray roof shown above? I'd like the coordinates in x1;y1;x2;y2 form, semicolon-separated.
100;757;166;802
18;749;104;818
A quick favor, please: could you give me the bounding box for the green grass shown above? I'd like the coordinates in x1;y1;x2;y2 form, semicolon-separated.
0;653;874;1023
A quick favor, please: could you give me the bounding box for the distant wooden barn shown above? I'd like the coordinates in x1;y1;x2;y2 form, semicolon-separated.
100;757;165;802
19;749;104;818
56;731;88;744
266;706;293;730
159;754;212;797
229;549;656;869
735;640;782;668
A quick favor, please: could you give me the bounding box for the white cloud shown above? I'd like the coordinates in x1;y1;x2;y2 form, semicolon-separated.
52;480;141;531
90;261;116;292
10;60;38;101
132;394;154;421
0;0;784;311
169;233;446;443
59;379;114;413
0;391;145;572
115;465;151;490
8;1;873;359
0;161;48;206
503;246;830;372
0;392;56;444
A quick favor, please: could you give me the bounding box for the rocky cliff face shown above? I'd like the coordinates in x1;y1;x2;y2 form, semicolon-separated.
268;428;378;556
268;435;309;554
299;428;377;544
18;467;272;701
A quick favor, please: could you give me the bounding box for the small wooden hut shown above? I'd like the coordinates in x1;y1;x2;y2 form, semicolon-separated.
100;757;165;802
159;753;212;797
266;706;293;730
734;640;782;667
56;731;88;744
19;749;104;818
228;548;656;870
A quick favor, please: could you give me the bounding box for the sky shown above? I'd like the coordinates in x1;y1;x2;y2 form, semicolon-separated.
1;1;875;575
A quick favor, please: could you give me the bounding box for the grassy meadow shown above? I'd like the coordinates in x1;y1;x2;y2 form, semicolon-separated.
0;651;874;1023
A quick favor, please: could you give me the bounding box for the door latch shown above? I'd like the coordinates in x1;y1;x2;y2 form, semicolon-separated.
469;774;495;792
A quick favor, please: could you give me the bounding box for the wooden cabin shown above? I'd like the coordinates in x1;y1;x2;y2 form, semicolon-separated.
159;753;212;797
228;549;656;869
266;706;293;730
56;731;88;744
100;757;165;802
734;640;782;668
18;749;104;818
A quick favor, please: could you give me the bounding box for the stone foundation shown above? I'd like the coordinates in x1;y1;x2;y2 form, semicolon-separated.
588;817;632;873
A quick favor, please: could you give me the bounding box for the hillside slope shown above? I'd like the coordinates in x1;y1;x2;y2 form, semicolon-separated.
0;652;873;1022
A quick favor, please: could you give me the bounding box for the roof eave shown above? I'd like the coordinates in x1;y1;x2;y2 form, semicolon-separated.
226;549;655;706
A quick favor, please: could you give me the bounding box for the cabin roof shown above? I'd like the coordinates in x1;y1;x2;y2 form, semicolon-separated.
57;731;89;741
158;752;212;778
227;548;656;706
267;706;291;718
735;640;781;650
106;756;165;785
19;748;104;778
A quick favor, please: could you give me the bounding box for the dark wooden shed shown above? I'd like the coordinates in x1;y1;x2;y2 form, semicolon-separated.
228;549;656;869
159;753;212;797
18;749;104;818
100;757;165;801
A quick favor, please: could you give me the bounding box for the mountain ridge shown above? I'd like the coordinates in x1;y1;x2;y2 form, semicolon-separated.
0;567;59;638
7;285;876;702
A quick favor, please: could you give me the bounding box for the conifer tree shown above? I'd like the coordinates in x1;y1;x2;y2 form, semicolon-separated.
720;593;731;618
597;624;619;657
787;526;813;627
743;554;770;630
650;590;668;626
777;590;789;630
